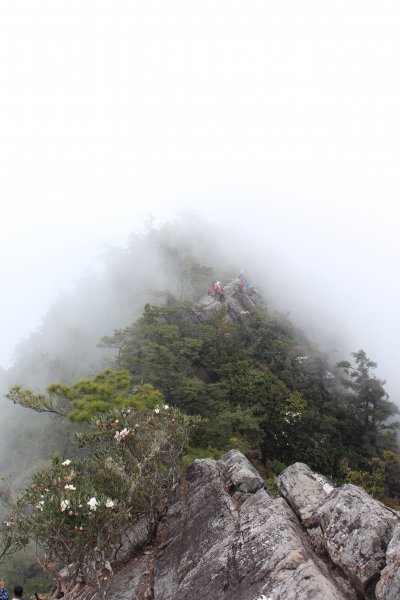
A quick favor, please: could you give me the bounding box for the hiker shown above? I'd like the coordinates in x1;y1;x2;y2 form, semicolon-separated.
216;283;225;303
239;271;250;293
0;578;9;600
208;280;226;303
12;587;24;600
210;281;225;303
213;281;221;298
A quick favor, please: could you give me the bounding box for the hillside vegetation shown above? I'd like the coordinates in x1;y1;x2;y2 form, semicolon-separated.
0;222;399;595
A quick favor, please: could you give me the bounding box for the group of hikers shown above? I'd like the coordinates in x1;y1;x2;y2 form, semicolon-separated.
0;578;25;600
208;271;254;303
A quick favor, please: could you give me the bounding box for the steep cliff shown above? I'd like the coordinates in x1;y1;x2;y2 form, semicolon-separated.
67;450;399;600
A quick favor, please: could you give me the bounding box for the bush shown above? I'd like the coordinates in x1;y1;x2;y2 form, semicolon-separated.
0;404;199;597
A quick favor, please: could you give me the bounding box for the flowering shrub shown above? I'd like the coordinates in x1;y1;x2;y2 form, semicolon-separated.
0;404;199;596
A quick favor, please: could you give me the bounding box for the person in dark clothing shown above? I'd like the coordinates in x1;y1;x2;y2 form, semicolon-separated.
12;586;24;600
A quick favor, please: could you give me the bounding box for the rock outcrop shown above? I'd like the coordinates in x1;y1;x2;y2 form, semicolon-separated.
196;278;262;320
153;451;346;600
375;524;400;599
64;451;400;600
277;464;400;599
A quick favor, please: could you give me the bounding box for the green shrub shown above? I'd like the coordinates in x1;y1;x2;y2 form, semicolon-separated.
0;405;199;596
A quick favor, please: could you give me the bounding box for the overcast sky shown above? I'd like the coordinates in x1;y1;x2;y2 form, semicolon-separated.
1;1;399;397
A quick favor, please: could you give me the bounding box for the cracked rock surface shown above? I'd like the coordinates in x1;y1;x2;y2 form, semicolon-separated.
152;451;347;599
67;451;400;600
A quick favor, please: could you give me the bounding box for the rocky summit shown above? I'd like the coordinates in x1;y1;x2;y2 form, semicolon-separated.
67;450;399;600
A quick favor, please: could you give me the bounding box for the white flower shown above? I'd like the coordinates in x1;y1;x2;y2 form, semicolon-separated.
62;459;72;466
3;521;13;527
65;484;76;491
105;499;115;509
296;355;308;364
60;499;70;512
164;404;169;410
87;497;99;511
154;407;160;414
114;428;130;442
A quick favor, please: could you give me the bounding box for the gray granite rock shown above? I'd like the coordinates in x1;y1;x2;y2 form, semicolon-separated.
376;524;400;599
278;462;400;598
153;454;347;600
219;448;265;493
104;554;152;600
276;462;335;527
315;485;400;596
112;517;149;563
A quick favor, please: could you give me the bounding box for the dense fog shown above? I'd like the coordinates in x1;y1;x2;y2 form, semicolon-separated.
1;2;400;483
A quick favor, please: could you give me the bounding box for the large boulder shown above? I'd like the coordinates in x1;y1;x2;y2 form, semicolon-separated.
316;485;399;596
278;463;400;598
276;462;335;527
219;448;265;493
153;453;347;600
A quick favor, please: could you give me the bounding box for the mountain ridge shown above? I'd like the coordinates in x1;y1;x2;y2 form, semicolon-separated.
1;244;399;597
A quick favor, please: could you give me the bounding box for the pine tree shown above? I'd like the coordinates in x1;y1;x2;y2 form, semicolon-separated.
337;350;399;456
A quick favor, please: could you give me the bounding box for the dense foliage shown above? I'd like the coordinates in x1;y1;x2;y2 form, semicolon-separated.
99;299;399;484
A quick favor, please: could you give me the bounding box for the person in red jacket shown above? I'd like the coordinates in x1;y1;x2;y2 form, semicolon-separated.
215;281;225;302
209;281;225;302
